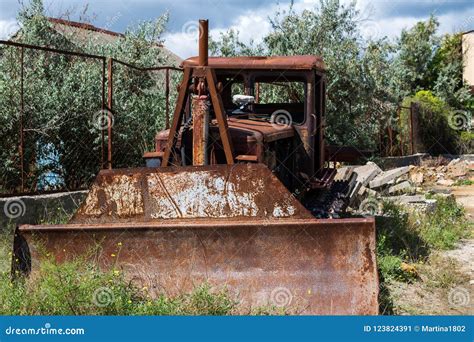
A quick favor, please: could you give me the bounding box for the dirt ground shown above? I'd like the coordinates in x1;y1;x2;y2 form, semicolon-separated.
388;184;474;315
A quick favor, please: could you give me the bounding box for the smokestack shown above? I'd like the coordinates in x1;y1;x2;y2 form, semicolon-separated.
198;19;208;67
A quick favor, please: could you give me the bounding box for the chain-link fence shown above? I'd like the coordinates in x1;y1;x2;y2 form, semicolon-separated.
0;40;181;196
107;59;181;169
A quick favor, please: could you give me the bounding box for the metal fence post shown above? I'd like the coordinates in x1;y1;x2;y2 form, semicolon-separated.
19;46;25;192
398;107;404;156
409;102;415;155
107;58;113;169
101;58;106;169
165;68;170;129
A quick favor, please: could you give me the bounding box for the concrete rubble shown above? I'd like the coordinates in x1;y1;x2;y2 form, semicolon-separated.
334;156;474;215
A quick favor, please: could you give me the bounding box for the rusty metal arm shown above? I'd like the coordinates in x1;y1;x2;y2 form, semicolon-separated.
111;58;182;72
0;40;106;61
206;68;234;164
161;67;192;167
0;40;182;72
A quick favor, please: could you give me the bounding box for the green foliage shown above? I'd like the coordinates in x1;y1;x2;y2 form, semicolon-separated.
459;131;474;154
209;29;264;57
431;34;473;108
210;1;473;153
390;16;440;100
376;196;471;284
417;196;471;250
453;179;474;187
377;202;429;260
376;202;427;282
421;254;469;290
0;259;237;315
399;90;459;154
0;0;178;193
211;0;396;149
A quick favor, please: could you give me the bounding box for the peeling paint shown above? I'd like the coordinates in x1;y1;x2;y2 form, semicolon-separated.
73;164;312;223
78;174;144;218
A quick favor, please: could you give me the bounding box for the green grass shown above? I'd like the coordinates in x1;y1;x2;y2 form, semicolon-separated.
452;179;474;187
420;254;469;290
0;194;470;316
377;196;470;281
0;226;13;274
417;196;471;250
0;213;285;316
376;196;472;314
1;259;240;315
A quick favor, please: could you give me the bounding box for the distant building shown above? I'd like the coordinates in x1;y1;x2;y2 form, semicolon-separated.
12;17;182;66
462;30;474;92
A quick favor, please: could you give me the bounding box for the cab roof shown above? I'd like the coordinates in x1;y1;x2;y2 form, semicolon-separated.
181;55;325;71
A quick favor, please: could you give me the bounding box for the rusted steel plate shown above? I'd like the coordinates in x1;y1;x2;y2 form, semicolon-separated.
182;56;326;71
227;118;294;143
16;217;378;315
71;164;312;223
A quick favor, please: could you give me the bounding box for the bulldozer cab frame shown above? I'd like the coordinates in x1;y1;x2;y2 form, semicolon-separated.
155;20;328;187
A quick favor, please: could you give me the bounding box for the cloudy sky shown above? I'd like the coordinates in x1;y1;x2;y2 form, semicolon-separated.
0;0;473;58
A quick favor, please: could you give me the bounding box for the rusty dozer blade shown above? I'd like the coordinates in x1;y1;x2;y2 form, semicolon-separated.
13;163;378;314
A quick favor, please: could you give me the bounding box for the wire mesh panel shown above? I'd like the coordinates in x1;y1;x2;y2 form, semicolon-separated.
0;41;182;196
22;49;103;192
0;46;22;194
110;61;181;169
0;43;105;195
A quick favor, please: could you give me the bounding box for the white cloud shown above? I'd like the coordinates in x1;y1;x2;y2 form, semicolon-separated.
0;19;19;40
438;8;474;35
163;0;474;59
3;0;474;58
163;7;274;59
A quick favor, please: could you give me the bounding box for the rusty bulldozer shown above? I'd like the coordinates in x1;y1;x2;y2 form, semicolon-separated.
12;20;378;314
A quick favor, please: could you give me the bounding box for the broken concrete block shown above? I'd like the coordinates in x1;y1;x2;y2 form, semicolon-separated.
448;158;460;167
395;173;409;183
353;162;382;186
369;166;410;189
448;160;468;177
348;162;381;201
410;172;424;184
437;179;455;186
388;181;414;194
381;195;425;203
358;185;378;197
334;166;354;181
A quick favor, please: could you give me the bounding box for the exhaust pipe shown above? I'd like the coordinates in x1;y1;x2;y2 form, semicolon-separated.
198;19;208;67
192;19;210;165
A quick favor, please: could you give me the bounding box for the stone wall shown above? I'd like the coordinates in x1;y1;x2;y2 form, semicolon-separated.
0;191;87;230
